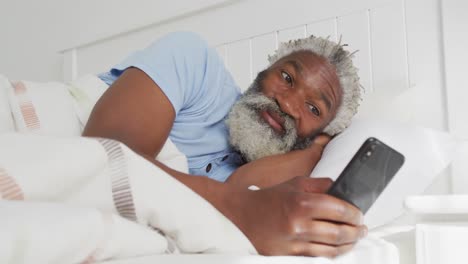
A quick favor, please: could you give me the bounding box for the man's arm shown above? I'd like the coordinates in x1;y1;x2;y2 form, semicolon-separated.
84;67;234;222
227;135;330;189
83;68;366;257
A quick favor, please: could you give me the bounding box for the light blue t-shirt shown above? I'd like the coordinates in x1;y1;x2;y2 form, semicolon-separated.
98;32;245;182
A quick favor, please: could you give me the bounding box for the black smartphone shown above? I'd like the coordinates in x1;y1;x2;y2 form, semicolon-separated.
327;137;405;214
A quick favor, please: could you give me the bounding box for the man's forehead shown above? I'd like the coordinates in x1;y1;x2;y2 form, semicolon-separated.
272;51;338;86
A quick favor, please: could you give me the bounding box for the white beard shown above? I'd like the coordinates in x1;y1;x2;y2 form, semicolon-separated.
226;77;314;162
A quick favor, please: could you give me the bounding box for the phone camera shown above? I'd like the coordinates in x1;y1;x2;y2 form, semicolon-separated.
361;146;374;161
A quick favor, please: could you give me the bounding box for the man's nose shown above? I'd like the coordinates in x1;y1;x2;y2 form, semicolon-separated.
274;89;302;120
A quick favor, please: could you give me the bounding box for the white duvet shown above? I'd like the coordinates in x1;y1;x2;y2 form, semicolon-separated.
0;74;399;264
0;133;257;263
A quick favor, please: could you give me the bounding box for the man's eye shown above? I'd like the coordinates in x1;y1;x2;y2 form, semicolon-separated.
281;71;292;85
307;104;320;116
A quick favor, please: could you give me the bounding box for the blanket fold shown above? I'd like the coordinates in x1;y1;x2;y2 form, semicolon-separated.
0;133;257;263
0;74;399;263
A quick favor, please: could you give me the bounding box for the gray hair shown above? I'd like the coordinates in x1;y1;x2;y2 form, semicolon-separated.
268;35;362;135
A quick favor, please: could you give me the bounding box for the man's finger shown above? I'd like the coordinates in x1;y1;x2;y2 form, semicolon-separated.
294;220;367;246
303;193;364;226
291;241;356;258
301;177;333;193
313;133;332;148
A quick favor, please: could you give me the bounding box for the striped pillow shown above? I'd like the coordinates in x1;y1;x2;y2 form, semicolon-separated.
5;78;81;136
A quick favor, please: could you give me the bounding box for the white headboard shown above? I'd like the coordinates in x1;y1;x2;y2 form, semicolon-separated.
61;0;463;193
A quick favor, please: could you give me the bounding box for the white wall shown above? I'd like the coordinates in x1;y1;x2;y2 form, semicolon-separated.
0;0;234;81
441;0;468;193
0;0;63;81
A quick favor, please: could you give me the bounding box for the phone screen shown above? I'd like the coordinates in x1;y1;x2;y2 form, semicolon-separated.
327;137;405;213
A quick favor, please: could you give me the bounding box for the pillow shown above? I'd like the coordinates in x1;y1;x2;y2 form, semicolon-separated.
310;118;459;229
0;74;15;133
5;78;81;136
67;74;109;129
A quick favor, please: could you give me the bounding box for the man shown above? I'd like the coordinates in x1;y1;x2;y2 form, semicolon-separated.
84;31;365;257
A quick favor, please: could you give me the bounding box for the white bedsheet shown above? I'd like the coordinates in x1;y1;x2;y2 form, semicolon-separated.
100;235;398;264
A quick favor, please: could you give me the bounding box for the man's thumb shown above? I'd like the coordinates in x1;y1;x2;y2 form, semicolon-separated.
313;134;332;147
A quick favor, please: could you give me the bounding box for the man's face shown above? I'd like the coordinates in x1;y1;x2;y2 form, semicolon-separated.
226;51;342;162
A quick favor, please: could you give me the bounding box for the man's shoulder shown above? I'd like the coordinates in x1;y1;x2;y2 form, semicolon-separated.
146;31;210;54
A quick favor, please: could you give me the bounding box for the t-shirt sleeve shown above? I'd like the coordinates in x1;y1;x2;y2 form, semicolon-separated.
109;31;223;115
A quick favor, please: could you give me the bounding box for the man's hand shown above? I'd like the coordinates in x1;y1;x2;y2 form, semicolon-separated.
309;133;332;152
227;177;367;257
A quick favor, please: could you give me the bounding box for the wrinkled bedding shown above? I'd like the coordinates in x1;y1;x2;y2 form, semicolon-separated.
0;74;399;264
